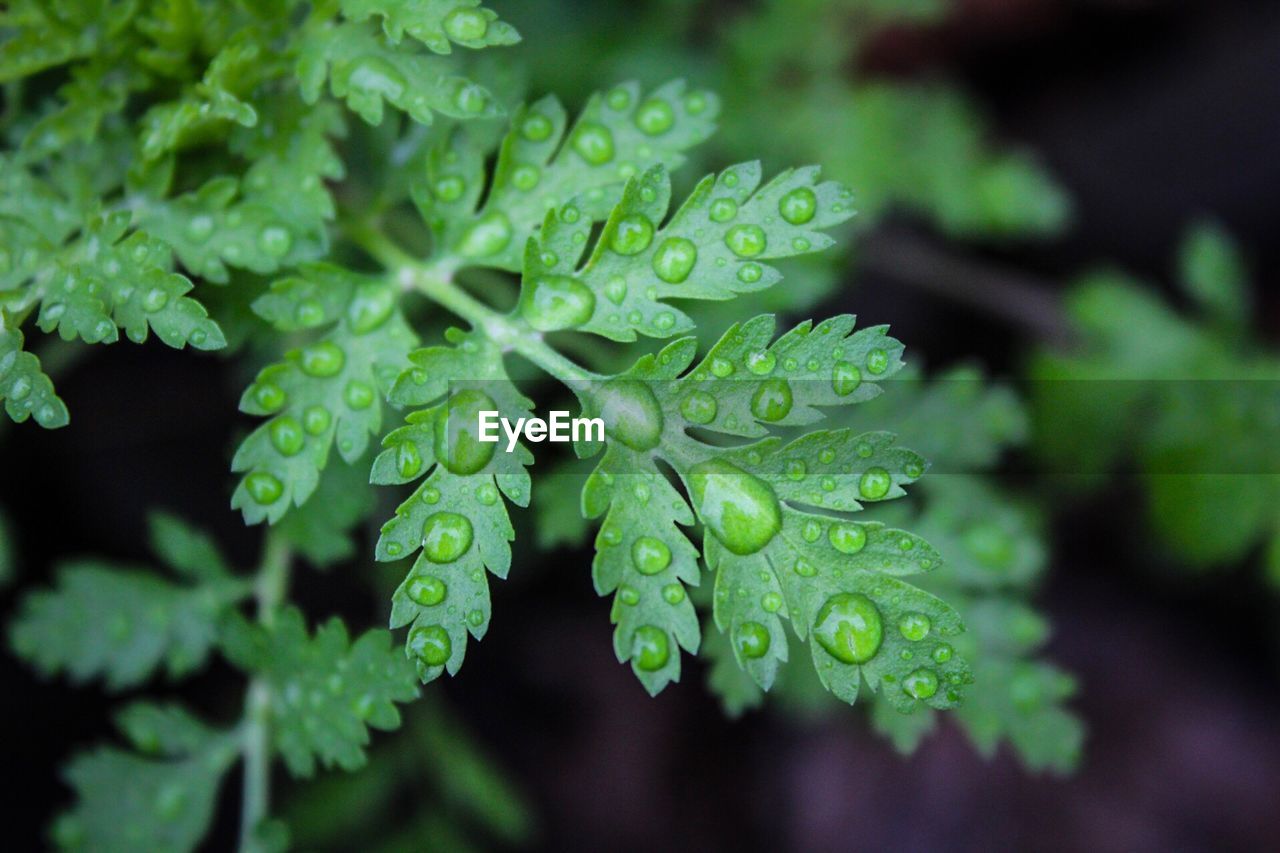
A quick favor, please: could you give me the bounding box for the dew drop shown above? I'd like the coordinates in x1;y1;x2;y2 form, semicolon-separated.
303;405;331;435
347;285;395;333
635;98;675;135
736;621;771;659
652;237;697;283
761;592;783;613
597;379;664;450
898;612;931;642
750;378;792;421
680;390;717;424
422;512;473;563
828;522;867;554
932;644;953;663
631;536;672;575
709;197;738;223
778;187;817;225
662;583;686;605
632;626;670;671
724;224;766;257
245;471;283;505
814;593;883;664
610;214;654;255
258;226;292;258
269;417;305;456
520;274;595;331
688;459;781;555
408;625;451;666
710;357;734;378
434;389;498;475
456;211;512;258
443;7;488;41
572;122;615;165
407;574;447;607
344;380;375;410
832;361;861;396
737;262;763;284
299;341;345;377
903;668;939;699
859;467;891;499
521;112;553;141
141;288;169;313
866;348;889;374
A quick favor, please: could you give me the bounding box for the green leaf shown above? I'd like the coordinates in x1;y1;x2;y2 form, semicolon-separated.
35;212;225;349
0;327;69;428
522;161;855;340
1179;220;1249;327
136;29;267;160
576;314;970;707
277;455;377;567
340;0;520;53
137;98;344;283
52;705;238;853
221;608;419;777
372;329;534;681
232;264;416;524
296;20;505;127
147;512;233;582
416;80;719;272
9;558;245;690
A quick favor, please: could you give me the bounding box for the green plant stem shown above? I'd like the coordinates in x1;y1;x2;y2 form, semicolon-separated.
348;225;603;385
238;532;292;852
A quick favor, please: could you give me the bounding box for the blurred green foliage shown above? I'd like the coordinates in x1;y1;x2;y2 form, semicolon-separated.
1029;223;1280;576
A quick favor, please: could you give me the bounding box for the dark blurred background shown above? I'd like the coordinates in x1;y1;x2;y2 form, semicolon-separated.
4;0;1280;849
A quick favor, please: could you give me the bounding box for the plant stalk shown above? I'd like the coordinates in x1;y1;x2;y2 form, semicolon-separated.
237;532;291;852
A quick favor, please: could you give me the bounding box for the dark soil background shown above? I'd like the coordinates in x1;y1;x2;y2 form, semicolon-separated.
4;0;1280;850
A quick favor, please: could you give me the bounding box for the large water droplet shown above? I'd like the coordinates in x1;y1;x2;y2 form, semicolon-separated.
652;237;697;283
866;348;889;375
830;360;863;398
735;621;771;659
859;467;891;499
245;471;283;505
521;111;553;141
632;625;670;671
898;612;931;642
269;416;305;456
750;378;792;421
299;341;345;377
456;211;512;258
409;625;451;666
725;224;766;257
688;459;781;555
779;187;817;225
422;512;473;563
344;380;375;410
680;390;717;424
303;405;331;435
572;122;615;165
814;593;883;664
828;522;867;554
634;98;675;135
407;575;447;606
434;389;497;475
710;197;738;223
631;536;671;575
610;214;654;256
258;226;292;258
141;288;169;313
396;441;422;479
442;7;488;41
520;274;595;331
903;668;939;699
597;379;663;450
347;285;395;333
